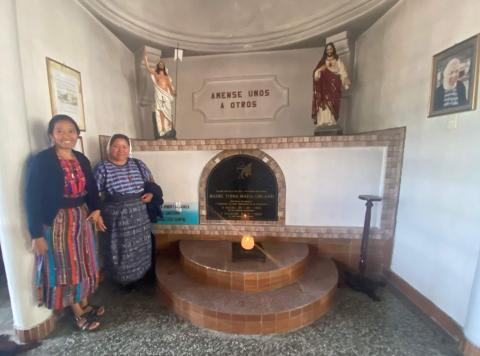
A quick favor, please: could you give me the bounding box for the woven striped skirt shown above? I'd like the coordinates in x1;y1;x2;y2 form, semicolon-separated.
102;194;152;284
34;204;99;310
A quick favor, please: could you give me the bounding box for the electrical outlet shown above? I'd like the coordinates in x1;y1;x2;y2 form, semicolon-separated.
447;116;458;130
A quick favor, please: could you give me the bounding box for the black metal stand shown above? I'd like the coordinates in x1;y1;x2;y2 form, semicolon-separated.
343;195;385;301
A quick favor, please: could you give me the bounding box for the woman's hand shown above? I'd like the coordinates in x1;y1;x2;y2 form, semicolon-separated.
96;215;107;232
32;237;48;255
141;193;154;203
87;210;107;232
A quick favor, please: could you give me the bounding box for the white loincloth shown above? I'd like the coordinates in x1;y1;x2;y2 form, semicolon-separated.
151;74;174;133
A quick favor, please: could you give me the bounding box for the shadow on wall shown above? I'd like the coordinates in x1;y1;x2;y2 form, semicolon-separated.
0;246;5;284
30;119;49;152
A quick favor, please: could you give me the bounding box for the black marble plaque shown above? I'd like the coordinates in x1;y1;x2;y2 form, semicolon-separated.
206;155;278;221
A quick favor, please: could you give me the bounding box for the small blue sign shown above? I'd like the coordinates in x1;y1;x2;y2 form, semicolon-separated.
156;202;199;225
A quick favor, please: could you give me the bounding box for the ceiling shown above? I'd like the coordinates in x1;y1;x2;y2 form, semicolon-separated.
79;0;398;57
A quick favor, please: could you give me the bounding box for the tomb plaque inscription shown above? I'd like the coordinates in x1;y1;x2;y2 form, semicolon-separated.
206;155;278;221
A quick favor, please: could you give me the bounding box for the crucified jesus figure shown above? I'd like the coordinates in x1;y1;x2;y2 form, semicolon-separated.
143;50;176;138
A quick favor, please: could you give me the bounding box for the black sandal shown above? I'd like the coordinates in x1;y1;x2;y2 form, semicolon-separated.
84;304;105;317
74;313;101;332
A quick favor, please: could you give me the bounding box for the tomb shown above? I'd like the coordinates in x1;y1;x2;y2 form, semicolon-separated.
99;128;405;334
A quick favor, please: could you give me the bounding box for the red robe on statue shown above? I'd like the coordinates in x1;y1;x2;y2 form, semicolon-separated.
312;59;343;123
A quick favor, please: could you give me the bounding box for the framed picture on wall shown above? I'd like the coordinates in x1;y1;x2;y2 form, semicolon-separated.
46;57;86;131
74;136;84;154
428;34;480;117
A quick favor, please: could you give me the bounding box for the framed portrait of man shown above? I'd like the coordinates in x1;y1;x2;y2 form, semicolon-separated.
428;34;480;117
46;57;86;130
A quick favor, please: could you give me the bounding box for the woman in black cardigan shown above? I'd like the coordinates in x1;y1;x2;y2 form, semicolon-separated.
26;115;106;331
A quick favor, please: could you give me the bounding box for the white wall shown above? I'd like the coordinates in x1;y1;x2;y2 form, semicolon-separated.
158;48;350;139
350;0;480;325
265;148;385;226
15;0;140;163
135;147;385;227
135;150;220;203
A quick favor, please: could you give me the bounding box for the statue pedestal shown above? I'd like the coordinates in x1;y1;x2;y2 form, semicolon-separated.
314;124;342;136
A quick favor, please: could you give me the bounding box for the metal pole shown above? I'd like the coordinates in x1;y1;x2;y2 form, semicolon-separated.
359;200;373;275
358;195;382;275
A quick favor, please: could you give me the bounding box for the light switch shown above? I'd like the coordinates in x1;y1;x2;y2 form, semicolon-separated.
447;116;458;130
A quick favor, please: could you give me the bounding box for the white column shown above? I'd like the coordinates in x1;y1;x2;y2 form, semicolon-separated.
464;251;480;348
0;0;52;330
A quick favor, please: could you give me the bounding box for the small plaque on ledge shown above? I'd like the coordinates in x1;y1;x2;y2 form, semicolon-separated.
232;242;266;262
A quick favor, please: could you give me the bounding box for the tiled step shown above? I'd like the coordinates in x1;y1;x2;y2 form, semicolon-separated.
156;254;337;334
180;240;309;292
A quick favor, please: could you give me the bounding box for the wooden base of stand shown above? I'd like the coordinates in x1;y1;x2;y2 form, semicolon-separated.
343;270;386;301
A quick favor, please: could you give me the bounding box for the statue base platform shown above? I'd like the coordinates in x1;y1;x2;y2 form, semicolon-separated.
155;129;176;140
314;124;342;136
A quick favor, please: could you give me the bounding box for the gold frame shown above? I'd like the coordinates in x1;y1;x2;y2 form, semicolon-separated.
428;34;480;117
46;57;86;131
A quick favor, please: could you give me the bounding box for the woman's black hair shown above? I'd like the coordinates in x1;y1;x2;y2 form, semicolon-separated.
47;114;80;135
109;133;131;146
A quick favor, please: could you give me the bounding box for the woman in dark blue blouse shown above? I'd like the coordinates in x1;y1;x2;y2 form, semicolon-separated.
94;134;154;286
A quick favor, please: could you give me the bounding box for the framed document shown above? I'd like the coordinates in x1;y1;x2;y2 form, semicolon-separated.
429;34;480;117
46;57;86;131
